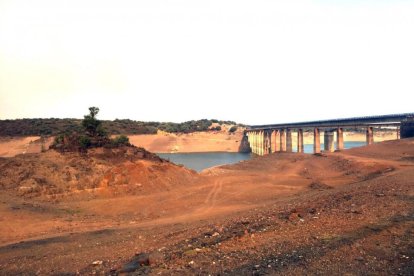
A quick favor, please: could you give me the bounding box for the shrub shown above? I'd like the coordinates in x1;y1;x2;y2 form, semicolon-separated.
79;135;91;149
111;135;130;147
229;126;238;133
53;134;65;146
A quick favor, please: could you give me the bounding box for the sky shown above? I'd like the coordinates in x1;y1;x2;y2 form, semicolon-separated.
0;0;413;125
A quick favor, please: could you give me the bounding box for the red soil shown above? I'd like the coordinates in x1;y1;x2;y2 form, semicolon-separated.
0;139;413;275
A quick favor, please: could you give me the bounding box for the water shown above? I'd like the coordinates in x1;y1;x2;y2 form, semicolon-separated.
157;141;367;172
157;152;252;172
299;141;367;153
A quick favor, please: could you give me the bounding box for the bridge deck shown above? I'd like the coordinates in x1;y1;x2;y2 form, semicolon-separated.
248;113;414;130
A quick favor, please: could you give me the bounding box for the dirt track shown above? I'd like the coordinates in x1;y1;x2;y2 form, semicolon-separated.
0;139;413;275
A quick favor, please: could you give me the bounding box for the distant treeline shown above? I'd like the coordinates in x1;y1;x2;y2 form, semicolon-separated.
0;118;243;136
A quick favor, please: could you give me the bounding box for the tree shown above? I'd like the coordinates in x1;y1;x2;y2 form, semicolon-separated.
82;106;102;136
88;107;99;119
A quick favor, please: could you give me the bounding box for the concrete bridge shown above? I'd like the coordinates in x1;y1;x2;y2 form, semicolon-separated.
244;113;414;155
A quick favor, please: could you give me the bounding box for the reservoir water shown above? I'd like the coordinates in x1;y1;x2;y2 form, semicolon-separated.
158;141;367;172
157;152;252;172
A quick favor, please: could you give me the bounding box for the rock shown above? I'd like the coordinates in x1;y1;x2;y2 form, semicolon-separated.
148;251;164;266
212;232;220;237
375;193;385;197
309;182;333;190
184;249;198;257
120;253;150;273
343;194;353;201
355;256;364;262
92;260;103;266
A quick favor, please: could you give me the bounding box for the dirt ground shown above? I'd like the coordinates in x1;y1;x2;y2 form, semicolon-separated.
0;138;413;275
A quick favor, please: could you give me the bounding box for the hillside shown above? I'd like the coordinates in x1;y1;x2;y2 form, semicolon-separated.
0;118;242;136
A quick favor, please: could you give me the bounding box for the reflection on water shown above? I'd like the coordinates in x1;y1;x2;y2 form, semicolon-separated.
158;141;368;172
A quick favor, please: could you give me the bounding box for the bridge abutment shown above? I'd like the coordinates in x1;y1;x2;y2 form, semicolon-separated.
401;118;414;138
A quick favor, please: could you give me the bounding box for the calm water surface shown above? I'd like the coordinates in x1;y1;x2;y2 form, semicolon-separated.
157;152;251;172
158;141;367;172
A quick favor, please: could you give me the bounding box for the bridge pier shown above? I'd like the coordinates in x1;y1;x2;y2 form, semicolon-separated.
275;130;281;152
280;129;286;152
366;127;374;145
250;132;254;154
267;131;272;154
297;129;304;153
263;131;266;155
314;128;321;154
249;132;252;154
252;131;256;154
260;130;265;155
286;129;292;152
270;130;280;153
324;130;335;152
259;131;263;155
264;131;270;155
337;128;344;151
253;132;257;155
268;131;273;153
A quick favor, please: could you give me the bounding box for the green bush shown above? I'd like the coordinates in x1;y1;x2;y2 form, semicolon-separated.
229;126;238;133
79;135;91;149
82;111;101;136
111;135;130;146
53;134;65;145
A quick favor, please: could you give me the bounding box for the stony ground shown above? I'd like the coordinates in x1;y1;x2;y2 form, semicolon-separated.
0;139;413;275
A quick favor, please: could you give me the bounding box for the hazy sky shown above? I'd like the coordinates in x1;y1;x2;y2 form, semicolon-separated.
1;0;413;124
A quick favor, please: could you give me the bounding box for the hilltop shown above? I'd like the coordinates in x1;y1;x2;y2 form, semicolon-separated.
0;118;243;136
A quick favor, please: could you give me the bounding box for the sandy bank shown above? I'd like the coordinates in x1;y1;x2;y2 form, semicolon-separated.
127;130;244;153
